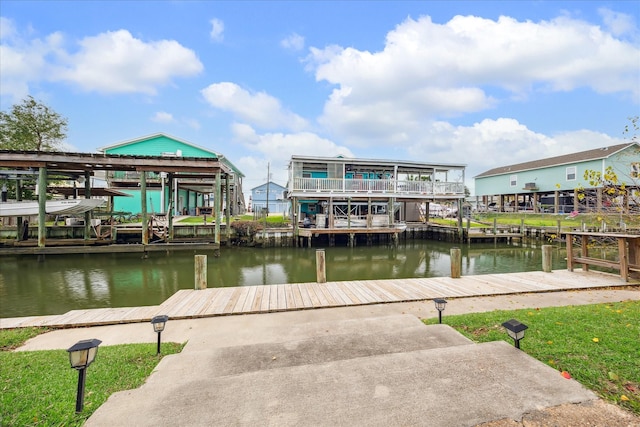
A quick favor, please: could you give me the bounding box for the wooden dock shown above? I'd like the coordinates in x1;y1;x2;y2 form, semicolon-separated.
2;269;636;330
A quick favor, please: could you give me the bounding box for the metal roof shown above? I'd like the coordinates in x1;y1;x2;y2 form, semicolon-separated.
474;143;638;178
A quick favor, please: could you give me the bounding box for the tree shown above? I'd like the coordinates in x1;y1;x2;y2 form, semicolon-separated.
0;96;68;151
577;116;640;214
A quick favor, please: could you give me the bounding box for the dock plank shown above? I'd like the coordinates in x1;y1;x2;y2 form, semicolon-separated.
3;270;635;329
242;286;259;313
301;283;320;307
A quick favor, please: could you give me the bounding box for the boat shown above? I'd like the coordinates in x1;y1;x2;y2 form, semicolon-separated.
0;199;105;217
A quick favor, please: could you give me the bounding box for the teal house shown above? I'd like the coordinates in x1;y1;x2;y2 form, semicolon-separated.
99;133;245;215
474;143;640;213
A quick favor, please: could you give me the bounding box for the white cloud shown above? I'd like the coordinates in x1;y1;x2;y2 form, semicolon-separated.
151;111;174;123
307;13;640;147
403;118;623;193
210;18;224;42
281;33;304;51
598;8;637;37
201;82;308;131
0;17;17;40
0;19;62;101
1;23;203;99
54;30;203;94
231;122;354;189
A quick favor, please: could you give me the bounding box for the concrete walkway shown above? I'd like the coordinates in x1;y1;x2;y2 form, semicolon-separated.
16;288;640;426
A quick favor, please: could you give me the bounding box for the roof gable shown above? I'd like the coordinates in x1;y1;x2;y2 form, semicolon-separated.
99;133;219;158
251;181;286;192
475;143;638;178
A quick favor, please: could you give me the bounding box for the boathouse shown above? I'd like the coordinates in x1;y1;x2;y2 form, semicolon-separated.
474;143;640;214
286;155;466;245
99;133;246;216
0;150;238;247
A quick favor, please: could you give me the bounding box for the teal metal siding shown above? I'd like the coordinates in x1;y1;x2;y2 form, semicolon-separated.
104;135;217;158
114;189;161;214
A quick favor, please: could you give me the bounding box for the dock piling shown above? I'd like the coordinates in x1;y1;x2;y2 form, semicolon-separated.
450;247;461;278
195;254;207;289
316;249;327;283
542;245;553;273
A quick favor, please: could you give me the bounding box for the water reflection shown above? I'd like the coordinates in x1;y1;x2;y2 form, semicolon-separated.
0;241;568;318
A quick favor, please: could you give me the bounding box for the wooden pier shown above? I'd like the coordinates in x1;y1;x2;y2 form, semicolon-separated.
2;269;636;329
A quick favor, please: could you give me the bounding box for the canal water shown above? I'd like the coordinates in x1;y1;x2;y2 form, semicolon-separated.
0;241;568;318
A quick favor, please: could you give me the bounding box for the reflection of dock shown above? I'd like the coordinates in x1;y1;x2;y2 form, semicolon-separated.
298;226;407;247
2;269;634;329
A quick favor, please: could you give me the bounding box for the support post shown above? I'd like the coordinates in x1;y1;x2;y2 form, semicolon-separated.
316;249;326;283
450;247;461;278
38;167;47;247
141;172;148;245
195;254;207;289
542;245;553;273
225;175;231;240
84;171;91;240
167;173;174;240
214;171;221;245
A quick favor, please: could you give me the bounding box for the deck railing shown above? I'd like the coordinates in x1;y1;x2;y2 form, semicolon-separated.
291;178;464;196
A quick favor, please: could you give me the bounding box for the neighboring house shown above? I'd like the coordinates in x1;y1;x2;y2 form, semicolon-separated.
287;155;466;228
474;143;640;213
99;133;245;215
251;181;288;214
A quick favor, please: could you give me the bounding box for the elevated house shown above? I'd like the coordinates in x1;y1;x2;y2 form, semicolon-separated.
474;143;640;213
251;181;288;215
99;133;245;216
287;155;466;233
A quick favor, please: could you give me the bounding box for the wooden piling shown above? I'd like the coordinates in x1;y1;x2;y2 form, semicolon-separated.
195;254;207;289
542;245;552;273
450;247;461;278
316;249;327;283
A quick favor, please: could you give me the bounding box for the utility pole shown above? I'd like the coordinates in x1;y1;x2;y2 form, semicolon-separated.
266;162;270;216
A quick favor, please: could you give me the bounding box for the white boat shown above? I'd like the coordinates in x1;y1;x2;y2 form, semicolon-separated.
0;199;105;217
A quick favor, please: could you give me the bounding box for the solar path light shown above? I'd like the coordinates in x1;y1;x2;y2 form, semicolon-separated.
151;315;169;355
433;298;447;324
66;338;102;413
501;319;528;349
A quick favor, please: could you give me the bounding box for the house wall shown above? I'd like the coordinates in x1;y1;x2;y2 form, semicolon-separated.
104;135;227;215
104;135;216;158
251;182;288;214
475;146;640;196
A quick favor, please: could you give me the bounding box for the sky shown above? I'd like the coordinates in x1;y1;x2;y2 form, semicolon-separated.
1;1;639;197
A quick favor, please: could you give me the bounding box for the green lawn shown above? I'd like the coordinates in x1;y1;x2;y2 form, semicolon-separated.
424;300;640;415
0;328;184;426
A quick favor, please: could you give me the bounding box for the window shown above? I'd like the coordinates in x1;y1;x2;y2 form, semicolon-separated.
566;166;576;181
631;163;640;178
510;175;517;187
302;173;312;178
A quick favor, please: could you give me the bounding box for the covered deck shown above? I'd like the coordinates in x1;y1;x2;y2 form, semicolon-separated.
0;150;234;248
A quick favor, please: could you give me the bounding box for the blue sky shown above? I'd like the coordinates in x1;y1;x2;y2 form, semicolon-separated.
1;1;638;195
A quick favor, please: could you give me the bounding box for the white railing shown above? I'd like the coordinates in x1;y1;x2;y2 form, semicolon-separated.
292;178;464;196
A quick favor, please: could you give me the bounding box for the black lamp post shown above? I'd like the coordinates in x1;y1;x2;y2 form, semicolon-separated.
66;338;102;413
433;298;447;324
151;315;169;355
502;319;528;349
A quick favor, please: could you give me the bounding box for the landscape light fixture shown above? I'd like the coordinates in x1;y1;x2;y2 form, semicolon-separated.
151;315;169;355
433;298;447;324
502;319;528;349
66;338;102;413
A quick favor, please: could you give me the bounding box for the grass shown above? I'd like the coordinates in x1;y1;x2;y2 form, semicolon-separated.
423;300;640;415
473;212;640;229
0;328;184;426
177;213;289;225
